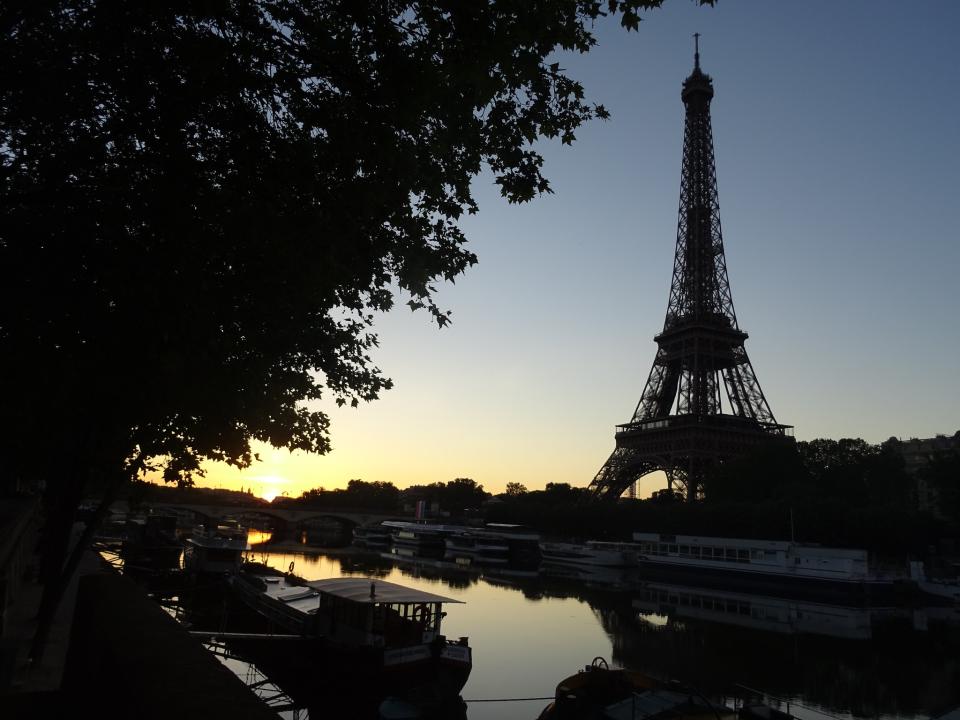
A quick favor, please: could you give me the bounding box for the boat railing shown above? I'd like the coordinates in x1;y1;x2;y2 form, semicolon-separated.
733;683;844;720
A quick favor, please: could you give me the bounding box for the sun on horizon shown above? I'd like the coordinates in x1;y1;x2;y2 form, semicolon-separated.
250;474;290;503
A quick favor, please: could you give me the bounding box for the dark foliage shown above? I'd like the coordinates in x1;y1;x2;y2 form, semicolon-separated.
491;438;945;551
703;437;912;508
1;1;707;492
297;479;401;511
1;0;714;658
402;477;490;515
919;450;960;523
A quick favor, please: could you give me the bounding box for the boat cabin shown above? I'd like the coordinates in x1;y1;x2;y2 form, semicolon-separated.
184;519;250;574
633;532;870;581
303;578;463;648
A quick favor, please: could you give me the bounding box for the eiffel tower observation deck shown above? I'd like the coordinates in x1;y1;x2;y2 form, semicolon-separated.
590;38;793;502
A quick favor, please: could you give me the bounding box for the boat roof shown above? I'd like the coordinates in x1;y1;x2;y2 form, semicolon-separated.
304;577;463;605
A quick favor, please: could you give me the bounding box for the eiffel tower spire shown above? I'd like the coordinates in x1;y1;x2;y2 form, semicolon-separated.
590;42;793;502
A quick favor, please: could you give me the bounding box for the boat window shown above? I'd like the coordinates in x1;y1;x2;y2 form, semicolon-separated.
725;548;737;561
679;545;689;557
751;549;764;560
668;544;678;554
737;549;750;562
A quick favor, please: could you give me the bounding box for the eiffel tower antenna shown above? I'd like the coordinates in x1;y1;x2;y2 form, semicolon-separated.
589;45;793;502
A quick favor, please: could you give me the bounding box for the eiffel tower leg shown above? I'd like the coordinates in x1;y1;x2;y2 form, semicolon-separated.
589;447;658;499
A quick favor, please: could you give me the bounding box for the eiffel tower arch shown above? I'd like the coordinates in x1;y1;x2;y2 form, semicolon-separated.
590;40;793;502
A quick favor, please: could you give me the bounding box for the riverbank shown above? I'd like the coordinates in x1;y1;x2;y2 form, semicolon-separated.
0;501;278;719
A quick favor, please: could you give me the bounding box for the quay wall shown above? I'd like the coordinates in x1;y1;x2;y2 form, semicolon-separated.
62;573;277;719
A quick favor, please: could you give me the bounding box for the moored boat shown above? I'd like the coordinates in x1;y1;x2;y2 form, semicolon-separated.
482;523;541;564
537;657;734;720
353;522;393;548
444;530;510;566
120;514;183;570
227;573;472;699
184;518;249;574
909;560;960;604
383;521;454;551
632;532;909;599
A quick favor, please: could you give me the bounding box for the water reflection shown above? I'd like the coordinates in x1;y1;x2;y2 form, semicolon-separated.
594;584;960;720
632;582;877;640
130;543;960;720
246;549;960;720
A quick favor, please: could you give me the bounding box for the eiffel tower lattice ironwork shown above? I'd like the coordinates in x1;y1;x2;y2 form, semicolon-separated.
589;40;793;502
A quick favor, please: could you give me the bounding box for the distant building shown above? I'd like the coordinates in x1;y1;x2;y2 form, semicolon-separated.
888;431;960;515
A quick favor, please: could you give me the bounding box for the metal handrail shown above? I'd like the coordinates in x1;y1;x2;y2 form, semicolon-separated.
734;683;845;720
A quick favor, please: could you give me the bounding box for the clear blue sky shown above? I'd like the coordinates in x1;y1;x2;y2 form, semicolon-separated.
203;1;960;499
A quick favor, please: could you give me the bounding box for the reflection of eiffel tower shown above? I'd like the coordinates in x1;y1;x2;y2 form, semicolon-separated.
590;39;792;502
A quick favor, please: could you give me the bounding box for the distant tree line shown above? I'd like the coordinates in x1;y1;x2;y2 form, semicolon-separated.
918;449;960;523
485;438;959;553
113;481;268;508
130;437;957;551
290;477;490;516
704;438;911;507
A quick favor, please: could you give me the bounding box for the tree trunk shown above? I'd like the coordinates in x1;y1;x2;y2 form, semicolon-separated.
28;468;126;663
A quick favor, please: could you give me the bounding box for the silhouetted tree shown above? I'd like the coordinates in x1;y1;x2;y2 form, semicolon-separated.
649;488;685;504
344;479;401;510
919;451;960;523
401;478;488;515
297;480;400;510
703;442;807;502
441;477;489;513
504;482;529;497
1;0;711;657
536;482;592;504
797;438;909;507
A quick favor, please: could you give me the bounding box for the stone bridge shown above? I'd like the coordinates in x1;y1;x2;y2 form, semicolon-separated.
147;502;403;540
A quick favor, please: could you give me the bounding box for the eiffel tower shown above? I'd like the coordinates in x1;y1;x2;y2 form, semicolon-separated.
589;38;793;502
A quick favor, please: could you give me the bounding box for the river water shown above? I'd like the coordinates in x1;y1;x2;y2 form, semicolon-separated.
202;539;960;720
